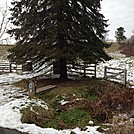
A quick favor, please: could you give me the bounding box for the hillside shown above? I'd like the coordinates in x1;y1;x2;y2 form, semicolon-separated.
0;45;14;62
104;43;125;59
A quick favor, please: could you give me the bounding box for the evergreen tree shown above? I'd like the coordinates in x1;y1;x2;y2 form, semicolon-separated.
115;27;126;43
8;0;111;79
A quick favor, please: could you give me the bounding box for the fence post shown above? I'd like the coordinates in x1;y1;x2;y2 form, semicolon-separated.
22;61;33;72
83;64;86;77
28;78;36;97
94;64;97;78
104;66;107;79
124;68;127;86
9;62;12;73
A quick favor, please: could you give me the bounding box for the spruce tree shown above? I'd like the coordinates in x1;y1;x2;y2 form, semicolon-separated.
8;0;111;79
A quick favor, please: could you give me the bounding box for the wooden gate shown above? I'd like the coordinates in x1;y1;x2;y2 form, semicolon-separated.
104;66;127;85
67;64;97;78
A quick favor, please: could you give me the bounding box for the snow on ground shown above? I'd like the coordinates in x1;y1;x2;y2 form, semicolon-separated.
0;52;134;134
0;73;102;134
96;56;134;85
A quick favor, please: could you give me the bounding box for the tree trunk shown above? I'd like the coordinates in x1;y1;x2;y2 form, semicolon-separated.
53;62;60;74
59;58;67;79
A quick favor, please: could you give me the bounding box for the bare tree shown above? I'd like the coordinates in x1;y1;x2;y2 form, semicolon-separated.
0;3;11;44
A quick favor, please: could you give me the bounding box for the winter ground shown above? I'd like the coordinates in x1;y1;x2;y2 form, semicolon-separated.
0;73;103;134
97;56;134;86
0;51;134;134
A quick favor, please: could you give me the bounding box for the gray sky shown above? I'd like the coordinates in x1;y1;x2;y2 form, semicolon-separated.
101;0;134;40
0;0;134;42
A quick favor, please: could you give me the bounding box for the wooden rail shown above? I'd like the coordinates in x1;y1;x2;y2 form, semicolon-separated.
0;62;22;73
104;66;127;85
67;64;97;78
0;62;129;86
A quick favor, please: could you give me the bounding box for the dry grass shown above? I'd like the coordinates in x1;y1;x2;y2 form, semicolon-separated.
0;45;14;61
105;43;120;53
21;106;54;128
106;125;134;134
106;115;134;134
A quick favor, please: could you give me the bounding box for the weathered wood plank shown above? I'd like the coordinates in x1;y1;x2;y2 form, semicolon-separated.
0;62;22;72
104;66;127;85
36;85;57;94
24;85;57;95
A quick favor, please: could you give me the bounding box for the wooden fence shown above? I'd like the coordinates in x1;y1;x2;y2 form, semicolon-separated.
104;66;127;85
0;62;128;86
0;62;22;73
67;64;97;78
34;63;53;75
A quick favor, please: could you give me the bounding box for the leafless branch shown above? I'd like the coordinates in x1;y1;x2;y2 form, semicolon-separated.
0;2;11;44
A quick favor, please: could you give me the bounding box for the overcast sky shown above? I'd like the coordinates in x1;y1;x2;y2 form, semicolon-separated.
101;0;134;40
0;0;134;42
